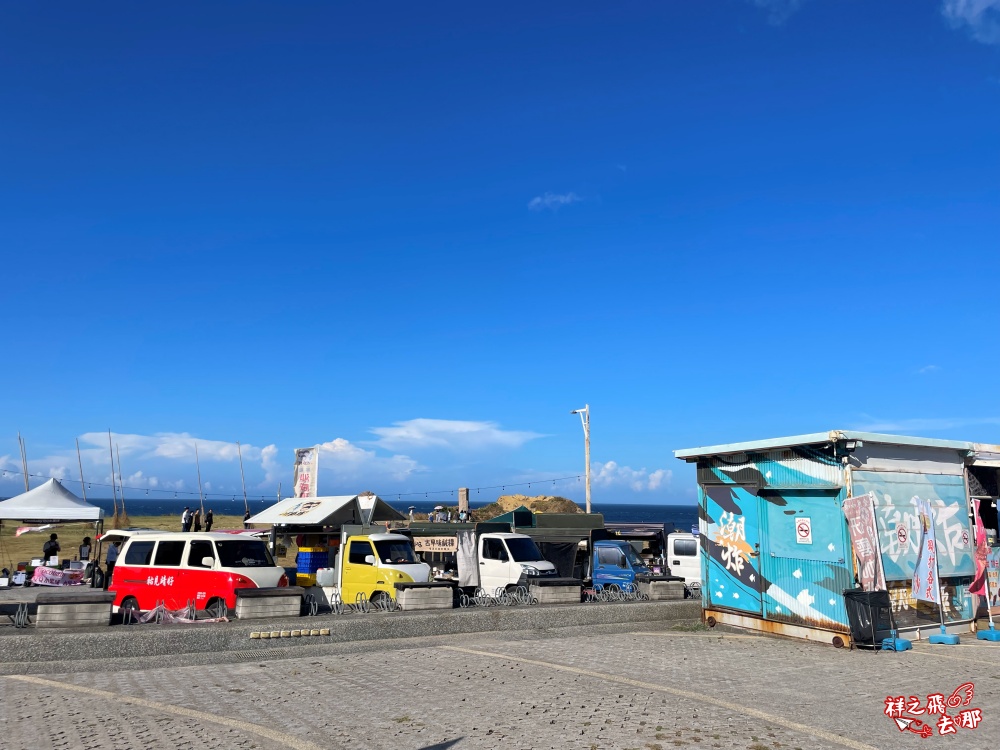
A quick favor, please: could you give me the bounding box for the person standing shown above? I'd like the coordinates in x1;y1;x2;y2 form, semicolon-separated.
42;533;61;562
205;509;214;532
104;540;119;589
181;506;191;532
193;509;202;533
243;510;252;529
79;537;92;562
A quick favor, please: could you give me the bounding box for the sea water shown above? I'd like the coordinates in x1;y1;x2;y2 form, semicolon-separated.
78;497;698;530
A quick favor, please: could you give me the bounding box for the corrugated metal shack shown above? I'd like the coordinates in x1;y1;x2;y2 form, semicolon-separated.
675;430;1000;645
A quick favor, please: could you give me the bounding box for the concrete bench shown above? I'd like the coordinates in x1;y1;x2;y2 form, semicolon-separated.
529;577;583;605
636;575;686;601
234;586;305;620
395;581;455;611
35;590;115;629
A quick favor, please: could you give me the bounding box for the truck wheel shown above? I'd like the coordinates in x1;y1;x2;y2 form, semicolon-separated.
206;598;227;619
120;596;140;623
370;591;394;611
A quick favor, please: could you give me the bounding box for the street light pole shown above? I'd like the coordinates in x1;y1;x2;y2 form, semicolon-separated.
571;405;591;513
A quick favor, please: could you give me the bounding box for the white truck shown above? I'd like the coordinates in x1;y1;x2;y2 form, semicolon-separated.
460;531;559;593
665;531;702;594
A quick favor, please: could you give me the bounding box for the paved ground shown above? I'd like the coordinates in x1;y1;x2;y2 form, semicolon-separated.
1;623;996;750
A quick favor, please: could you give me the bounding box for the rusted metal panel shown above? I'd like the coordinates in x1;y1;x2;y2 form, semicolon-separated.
704;608;850;645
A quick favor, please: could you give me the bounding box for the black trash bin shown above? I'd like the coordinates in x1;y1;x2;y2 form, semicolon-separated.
843;588;894;648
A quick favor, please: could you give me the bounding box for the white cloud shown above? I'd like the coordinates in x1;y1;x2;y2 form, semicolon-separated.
850;416;1000;432
368;419;543;452
316;438;422;482
942;0;1000;44
527;192;581;211
77;431;277;487
751;0;806;25
591;461;673;492
918;364;941;374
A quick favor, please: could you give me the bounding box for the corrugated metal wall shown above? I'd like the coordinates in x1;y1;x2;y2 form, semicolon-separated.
698;446;843;489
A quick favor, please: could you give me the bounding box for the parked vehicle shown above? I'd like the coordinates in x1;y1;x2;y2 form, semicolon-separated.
475;532;559;592
335;531;431;606
590;538;653;592
665;531;702;593
109;531;288;617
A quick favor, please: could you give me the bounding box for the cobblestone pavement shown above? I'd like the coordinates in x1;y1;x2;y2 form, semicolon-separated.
2;625;997;750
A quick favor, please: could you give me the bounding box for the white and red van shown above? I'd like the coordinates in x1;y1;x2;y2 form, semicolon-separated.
108;531;288;617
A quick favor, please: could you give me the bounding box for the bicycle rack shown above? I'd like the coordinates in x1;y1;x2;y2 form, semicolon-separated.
13;602;29;629
303;593;319;616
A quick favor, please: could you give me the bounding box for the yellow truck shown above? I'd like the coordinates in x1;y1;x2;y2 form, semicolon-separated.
334;531;431;607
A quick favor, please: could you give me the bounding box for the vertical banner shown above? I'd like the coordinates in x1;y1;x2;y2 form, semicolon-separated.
970;498;989;596
292;447;318;499
912;496;940;604
843;492;887;591
987;548;1000;608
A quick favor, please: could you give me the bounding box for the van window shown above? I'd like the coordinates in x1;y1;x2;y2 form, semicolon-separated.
215;540;274;568
154;541;186;567
188;540;215;568
482;538;507;560
124;540;155;566
673;539;698;557
349;541;374;565
597;547;620;566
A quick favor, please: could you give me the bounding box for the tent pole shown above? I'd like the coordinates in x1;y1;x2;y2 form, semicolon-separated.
237;441;249;517
76;439;88;503
107;430;119;527
195;443;206;516
116;444;129;526
17;433;29;492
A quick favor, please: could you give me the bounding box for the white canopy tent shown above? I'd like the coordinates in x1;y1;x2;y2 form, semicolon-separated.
0;479;104;523
357;492;407;525
246;495;365;527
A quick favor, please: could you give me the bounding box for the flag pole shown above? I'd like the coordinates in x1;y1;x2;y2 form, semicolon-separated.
107;430;120;528
237;441;249;517
195;443;206;516
927;502;960;645
972;498;1000;641
870;492;909;650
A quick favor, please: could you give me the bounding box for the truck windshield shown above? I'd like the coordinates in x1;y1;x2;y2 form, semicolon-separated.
505;537;543;562
215;540;275;568
623;544;649;571
373;540;418;564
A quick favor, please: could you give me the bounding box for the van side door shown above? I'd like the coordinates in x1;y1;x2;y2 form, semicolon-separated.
111;539;156;608
479;537;512;593
150;540;187;609
184;539;218;609
341;539;377;602
594;544;630;589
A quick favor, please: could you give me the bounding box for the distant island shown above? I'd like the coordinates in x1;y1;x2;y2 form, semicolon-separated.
470;494;582;521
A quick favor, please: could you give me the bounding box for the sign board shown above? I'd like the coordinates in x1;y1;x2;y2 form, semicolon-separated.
795;517;813;545
292;447;319;499
413;536;458;553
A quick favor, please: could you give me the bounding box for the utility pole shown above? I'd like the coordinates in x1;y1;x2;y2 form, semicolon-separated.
571;405;591;514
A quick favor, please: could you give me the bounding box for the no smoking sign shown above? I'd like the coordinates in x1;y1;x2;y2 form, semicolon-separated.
795;517;813;545
897;526;908;547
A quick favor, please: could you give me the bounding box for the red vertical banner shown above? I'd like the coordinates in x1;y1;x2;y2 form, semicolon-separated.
843;492;887;591
292;447;318;498
970;498;989;596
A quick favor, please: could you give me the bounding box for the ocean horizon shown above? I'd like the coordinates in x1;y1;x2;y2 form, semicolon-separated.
10;496;698;531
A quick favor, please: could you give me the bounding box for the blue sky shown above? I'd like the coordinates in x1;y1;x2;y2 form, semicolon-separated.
2;1;999;505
